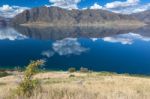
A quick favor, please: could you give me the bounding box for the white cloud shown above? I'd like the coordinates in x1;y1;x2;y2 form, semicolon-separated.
0;5;13;11
81;7;88;10
102;0;150;14
0;27;27;41
0;5;29;18
90;3;103;9
105;0;140;9
131;3;150;13
102;33;150;45
107;3;150;14
88;0;150;14
49;0;81;9
47;0;150;14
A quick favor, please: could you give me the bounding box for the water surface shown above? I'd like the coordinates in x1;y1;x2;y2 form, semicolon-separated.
0;26;150;75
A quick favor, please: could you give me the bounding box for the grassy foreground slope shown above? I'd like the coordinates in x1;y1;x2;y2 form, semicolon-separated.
0;72;150;99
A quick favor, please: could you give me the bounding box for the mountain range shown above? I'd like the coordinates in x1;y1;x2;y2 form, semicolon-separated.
10;6;150;27
0;6;150;27
132;10;150;24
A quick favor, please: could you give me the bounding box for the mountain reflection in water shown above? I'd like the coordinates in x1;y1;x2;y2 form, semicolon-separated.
13;26;139;40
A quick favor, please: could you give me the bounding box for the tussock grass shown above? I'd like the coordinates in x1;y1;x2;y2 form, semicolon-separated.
0;72;150;99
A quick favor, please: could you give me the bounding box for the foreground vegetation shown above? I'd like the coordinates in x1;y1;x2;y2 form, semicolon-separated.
0;62;150;99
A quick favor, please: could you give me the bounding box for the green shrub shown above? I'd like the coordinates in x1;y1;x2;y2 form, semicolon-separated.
69;74;75;78
15;60;44;97
68;67;76;73
80;67;89;73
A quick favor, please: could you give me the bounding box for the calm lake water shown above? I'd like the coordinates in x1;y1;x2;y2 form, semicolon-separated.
0;26;150;75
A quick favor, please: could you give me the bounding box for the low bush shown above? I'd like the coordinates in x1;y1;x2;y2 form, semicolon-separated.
69;74;75;78
68;67;76;73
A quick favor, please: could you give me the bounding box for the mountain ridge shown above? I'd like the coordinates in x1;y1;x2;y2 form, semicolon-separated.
132;10;150;24
11;6;145;27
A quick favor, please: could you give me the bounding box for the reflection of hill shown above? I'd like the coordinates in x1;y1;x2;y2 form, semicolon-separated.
134;25;150;37
13;26;138;40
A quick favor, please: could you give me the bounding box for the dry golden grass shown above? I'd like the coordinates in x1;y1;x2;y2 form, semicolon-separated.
0;72;150;99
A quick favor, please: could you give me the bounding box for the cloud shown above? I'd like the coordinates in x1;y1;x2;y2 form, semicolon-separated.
0;27;27;40
46;0;149;14
105;0;140;9
0;5;13;11
90;3;103;9
52;38;88;56
102;33;150;45
132;3;150;12
103;0;150;14
87;0;149;14
0;5;29;18
107;3;150;14
49;0;81;9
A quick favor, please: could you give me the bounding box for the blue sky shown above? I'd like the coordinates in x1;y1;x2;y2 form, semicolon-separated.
0;0;150;18
0;0;149;7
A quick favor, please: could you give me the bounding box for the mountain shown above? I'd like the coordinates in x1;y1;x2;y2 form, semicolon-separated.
132;10;150;24
11;6;144;27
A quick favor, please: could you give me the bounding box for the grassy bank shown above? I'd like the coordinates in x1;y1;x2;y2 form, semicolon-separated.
0;71;150;99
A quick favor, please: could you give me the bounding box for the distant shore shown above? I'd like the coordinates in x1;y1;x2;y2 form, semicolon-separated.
0;68;150;77
20;20;147;28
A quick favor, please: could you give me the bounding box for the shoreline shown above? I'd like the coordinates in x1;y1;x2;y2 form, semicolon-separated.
20;20;147;28
0;68;150;78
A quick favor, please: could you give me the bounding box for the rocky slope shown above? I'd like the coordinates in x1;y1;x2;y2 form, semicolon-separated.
11;6;144;26
132;10;150;24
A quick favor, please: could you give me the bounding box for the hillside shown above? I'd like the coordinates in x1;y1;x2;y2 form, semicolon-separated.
132;10;150;24
11;6;145;27
0;71;150;99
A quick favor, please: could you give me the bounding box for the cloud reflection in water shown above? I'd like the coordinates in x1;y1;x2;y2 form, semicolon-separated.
0;27;27;40
53;38;89;56
41;38;89;58
102;33;150;45
41;50;55;58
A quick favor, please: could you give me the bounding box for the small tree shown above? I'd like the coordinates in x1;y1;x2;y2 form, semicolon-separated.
15;60;44;97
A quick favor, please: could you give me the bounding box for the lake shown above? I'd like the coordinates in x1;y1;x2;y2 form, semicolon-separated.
0;26;150;75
